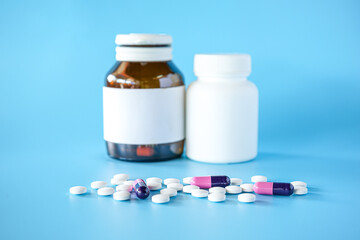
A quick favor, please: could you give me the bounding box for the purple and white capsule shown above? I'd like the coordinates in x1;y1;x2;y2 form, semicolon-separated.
133;179;150;199
253;182;294;196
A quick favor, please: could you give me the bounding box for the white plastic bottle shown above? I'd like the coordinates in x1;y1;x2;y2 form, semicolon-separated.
186;54;258;163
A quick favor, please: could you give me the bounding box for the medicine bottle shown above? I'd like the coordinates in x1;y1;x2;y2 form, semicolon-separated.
103;34;185;161
186;54;258;163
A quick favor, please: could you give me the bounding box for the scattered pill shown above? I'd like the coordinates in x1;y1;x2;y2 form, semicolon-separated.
152;194;170;204
91;181;107;189
116;184;132;192
113;174;129;181
291;181;307;188
164;178;180;185
209;187;226;194
238;193;256;203
253;182;294;196
240;183;254;192
160;188;177;197
191;176;230;188
208;193;226;202
97;187;115;196
183;185;200;193
133;179;150;199
191;189;209;198
146;177;162;184
167;183;183;191
69;186;87;195
111;178;125;185
230;178;243;185
183;177;193;185
147;181;162;190
251;175;267;183
113;191;130;201
225;185;242;194
124;180;135;186
294;187;308;195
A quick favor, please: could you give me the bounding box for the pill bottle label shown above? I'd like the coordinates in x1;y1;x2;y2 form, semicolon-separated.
103;86;185;145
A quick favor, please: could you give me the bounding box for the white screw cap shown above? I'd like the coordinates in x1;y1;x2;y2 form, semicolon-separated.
194;54;251;77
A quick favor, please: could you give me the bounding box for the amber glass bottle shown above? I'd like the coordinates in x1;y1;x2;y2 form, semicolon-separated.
103;34;185;161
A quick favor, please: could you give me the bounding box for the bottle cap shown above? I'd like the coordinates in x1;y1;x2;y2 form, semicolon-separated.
194;54;251;77
115;34;172;45
115;34;172;62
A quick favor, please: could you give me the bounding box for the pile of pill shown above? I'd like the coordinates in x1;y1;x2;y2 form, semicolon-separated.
69;174;308;204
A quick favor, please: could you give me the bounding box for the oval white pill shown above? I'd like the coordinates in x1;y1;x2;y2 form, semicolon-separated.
230;178;243;185
111;178;125;185
209;187;226;194
191;189;209;198
124;180;134;186
208;193;226;202
294;187;308;195
147;181;162;190
183;185;199;193
69;186;87;195
146;177;162;184
167;183;183;191
116;184;132;192
164;178;180;185
238;193;256;203
291;181;307;188
225;185;242;194
113;173;129;181
97;187;115;196
240;183;254;192
91;181;107;189
152;194;170;204
182;177;193;185
113;191;130;201
251;175;267;183
160;188;177;197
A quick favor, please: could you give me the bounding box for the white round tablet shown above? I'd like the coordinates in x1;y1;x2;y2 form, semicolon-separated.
209;187;226;194
294;187;308;195
291;181;307;188
111;178;125;186
97;187;115;196
116;184;132;192
167;183;183;191
164;178;180;185
230;178;243;185
238;193;256;203
124;180;134;186
225;185;242;194
160;188;177;197
251;175;267;183
208;193;226;202
152;194;170;204
240;183;254;192
182;177;193;185
191;189;209;198
113;191;130;201
147;181;162;191
91;181;107;189
113;173;129;181
69;186;87;195
146;177;162;184
183;185;199;193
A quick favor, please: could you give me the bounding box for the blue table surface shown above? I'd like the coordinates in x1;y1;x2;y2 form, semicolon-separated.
1;0;360;239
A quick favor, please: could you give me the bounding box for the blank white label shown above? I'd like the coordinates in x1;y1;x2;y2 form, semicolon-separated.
103;86;185;145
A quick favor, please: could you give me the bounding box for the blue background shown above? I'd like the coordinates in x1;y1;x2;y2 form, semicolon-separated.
1;0;359;239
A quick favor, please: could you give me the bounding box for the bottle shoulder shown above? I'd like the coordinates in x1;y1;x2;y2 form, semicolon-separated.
105;61;184;89
188;78;258;93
